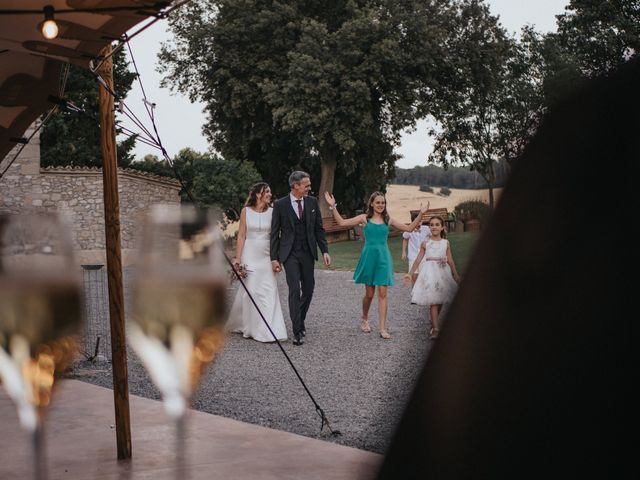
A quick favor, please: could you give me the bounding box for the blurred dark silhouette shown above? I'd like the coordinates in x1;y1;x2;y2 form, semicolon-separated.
378;58;637;478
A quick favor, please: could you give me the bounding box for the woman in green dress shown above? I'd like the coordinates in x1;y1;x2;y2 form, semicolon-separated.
324;191;428;339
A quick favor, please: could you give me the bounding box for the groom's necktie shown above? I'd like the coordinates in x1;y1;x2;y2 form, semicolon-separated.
295;199;303;219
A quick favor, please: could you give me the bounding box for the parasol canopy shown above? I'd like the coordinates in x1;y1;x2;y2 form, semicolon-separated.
0;0;176;161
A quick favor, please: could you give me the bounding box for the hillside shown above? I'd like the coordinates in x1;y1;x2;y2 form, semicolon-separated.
385;184;503;222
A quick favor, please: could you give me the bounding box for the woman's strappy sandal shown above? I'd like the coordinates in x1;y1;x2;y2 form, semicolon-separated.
379;330;391;339
429;328;440;340
360;319;372;333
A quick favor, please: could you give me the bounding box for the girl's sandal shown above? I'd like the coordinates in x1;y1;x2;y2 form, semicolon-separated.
429;328;440;340
360;319;372;333
379;330;391;339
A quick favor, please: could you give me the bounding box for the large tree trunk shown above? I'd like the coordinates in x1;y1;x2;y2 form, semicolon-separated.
318;148;338;218
480;162;496;209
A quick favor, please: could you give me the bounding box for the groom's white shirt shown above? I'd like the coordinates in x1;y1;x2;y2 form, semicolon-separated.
289;193;304;219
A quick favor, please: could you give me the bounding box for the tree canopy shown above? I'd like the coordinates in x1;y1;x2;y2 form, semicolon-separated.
130;149;261;223
427;0;520;207
159;0;456;215
557;0;640;77
40;48;137;168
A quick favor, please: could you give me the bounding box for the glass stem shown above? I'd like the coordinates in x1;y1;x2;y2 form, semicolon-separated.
175;413;186;480
32;421;47;480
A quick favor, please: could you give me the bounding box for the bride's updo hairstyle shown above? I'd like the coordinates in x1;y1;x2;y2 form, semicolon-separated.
245;182;271;207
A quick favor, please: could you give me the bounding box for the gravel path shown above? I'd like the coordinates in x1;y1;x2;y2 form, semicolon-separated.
69;268;435;454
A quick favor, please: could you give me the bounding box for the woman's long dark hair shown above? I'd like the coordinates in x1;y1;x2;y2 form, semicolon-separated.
365;191;389;224
245;182;271;208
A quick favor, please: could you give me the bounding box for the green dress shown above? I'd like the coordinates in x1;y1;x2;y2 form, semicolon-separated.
353;219;394;286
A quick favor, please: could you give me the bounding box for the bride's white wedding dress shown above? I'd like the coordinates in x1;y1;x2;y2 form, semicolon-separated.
227;207;287;342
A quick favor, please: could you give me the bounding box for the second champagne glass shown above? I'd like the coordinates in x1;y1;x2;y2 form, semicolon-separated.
128;204;228;476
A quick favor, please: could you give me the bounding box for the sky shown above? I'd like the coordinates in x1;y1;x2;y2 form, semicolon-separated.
122;0;569;168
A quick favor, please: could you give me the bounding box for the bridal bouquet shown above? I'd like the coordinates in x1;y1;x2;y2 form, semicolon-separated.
230;263;251;282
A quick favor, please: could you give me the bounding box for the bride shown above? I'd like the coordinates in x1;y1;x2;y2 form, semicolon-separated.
227;182;288;342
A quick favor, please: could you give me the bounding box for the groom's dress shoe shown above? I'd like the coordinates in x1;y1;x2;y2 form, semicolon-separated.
293;334;304;346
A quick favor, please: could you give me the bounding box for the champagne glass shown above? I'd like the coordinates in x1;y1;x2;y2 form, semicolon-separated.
0;212;82;480
128;204;228;477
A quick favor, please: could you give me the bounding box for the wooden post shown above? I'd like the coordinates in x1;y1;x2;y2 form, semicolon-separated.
98;44;132;460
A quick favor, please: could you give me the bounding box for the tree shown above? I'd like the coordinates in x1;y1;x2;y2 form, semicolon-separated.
557;0;640;77
40;48;137;168
159;0;455;216
177;148;262;222
428;1;548;207
131;148;261;223
493;26;549;168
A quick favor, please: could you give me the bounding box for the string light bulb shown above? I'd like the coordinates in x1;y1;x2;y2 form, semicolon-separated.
41;5;59;40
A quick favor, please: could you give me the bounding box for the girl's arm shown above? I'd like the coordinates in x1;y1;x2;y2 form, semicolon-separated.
234;207;247;269
390;202;430;232
446;242;460;283
401;237;408;260
404;241;426;282
324;192;367;227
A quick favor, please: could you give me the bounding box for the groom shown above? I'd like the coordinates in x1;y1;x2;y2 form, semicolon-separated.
270;171;331;346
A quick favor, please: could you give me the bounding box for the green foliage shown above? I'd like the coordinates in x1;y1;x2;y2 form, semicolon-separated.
454;199;491;224
128;150;261;223
428;0;547;190
171;148;261;223
557;0;640;77
419;185;434;193
127;154;174;177
439;186;451;196
159;0;456;212
40;48;137;168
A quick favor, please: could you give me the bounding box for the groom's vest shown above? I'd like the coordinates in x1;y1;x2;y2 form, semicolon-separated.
292;211;310;253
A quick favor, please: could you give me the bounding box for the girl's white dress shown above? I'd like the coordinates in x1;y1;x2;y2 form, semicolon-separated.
411;239;458;306
227;207;287;342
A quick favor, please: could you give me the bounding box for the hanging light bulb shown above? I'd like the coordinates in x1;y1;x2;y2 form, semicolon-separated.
41;5;59;40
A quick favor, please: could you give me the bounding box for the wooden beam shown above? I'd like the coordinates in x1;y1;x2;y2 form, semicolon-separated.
97;44;132;460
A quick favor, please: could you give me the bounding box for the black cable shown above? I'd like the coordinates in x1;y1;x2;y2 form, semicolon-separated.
89;0;193;74
223;252;341;436
1;64;70;179
0;107;58;179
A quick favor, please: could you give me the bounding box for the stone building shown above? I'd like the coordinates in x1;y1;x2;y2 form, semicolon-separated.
0;124;181;265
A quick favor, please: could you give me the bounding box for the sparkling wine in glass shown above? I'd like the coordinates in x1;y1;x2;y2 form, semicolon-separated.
0;212;82;480
128;204;228;475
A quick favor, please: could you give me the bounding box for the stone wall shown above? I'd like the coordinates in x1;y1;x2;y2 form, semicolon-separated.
0;124;181;265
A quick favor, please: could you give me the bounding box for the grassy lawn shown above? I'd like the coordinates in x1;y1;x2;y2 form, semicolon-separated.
317;231;480;274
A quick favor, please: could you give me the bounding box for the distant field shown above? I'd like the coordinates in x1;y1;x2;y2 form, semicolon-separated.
385;184;503;223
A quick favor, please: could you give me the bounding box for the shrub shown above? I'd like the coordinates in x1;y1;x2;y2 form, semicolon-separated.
419;185;434;193
439;186;451;196
454;199;491;224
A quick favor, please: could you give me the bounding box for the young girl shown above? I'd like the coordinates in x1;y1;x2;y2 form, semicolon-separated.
325;191;429;339
404;216;460;340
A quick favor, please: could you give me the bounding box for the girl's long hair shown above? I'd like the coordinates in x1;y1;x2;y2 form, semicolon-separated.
365;191;389;224
245;182;270;208
428;215;447;239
